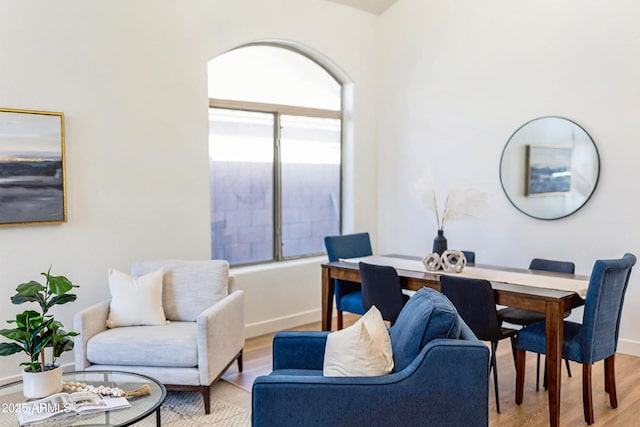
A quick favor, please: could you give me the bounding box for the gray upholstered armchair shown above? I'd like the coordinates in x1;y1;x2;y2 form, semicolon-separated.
73;260;244;414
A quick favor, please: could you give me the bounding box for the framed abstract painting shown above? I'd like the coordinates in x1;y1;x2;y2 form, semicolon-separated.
0;108;66;226
525;144;572;197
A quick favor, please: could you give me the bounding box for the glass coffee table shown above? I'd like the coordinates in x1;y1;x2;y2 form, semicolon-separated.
0;370;166;427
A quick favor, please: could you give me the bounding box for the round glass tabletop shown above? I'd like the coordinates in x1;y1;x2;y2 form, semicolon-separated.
0;370;166;427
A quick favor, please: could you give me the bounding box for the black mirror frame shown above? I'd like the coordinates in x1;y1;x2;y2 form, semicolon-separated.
499;116;601;220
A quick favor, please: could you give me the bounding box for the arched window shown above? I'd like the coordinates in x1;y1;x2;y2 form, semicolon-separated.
208;44;343;265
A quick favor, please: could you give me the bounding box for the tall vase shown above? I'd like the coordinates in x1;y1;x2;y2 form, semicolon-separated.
432;229;448;256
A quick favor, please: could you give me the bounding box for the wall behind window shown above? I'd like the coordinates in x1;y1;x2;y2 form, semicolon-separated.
0;0;378;382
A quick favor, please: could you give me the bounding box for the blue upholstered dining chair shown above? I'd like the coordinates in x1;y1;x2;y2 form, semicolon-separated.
462;250;476;265
324;233;372;329
498;258;575;390
358;262;410;325
514;253;636;425
439;275;518;414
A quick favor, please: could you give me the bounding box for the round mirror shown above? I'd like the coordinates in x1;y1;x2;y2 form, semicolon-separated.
499;116;600;220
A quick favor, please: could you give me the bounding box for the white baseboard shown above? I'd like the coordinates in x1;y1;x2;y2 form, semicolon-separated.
244;309;325;338
617;338;640;357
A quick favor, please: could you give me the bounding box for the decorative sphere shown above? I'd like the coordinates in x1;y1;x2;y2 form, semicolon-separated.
441;250;467;273
422;253;442;271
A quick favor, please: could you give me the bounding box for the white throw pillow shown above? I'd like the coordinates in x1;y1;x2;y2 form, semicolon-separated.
106;268;167;328
323;306;394;376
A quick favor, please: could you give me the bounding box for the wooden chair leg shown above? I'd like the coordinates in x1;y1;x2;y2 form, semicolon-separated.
605;355;618;408
604;355;610;393
515;348;526;405
237;349;243;372
583;363;594;425
201;385;211;414
536;354;541;391
491;341;500;413
337;310;344;330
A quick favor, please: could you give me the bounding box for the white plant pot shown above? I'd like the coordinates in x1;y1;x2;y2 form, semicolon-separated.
22;364;63;399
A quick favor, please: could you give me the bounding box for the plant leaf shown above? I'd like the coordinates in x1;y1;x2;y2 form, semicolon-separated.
44;273;74;295
14;310;44;328
16;281;45;296
0;328;29;341
10;294;39;305
31;330;53;356
0;342;24;356
52;337;75;358
47;293;77;309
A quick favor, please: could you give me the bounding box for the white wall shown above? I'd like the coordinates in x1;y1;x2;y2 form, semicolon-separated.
0;0;378;382
378;0;640;355
5;0;637;386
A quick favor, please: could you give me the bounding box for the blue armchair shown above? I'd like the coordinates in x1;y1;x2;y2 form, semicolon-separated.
252;288;490;427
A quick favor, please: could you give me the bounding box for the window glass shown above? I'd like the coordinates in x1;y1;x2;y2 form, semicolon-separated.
280;115;341;257
209;108;274;264
208;46;341;110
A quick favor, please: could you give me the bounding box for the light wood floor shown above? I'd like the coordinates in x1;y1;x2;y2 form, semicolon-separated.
222;315;640;426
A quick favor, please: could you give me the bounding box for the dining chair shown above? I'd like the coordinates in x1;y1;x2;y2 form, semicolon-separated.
358;262;410;325
324;233;372;329
462;250;476;265
514;253;636;425
439;275;518;413
497;258;575;391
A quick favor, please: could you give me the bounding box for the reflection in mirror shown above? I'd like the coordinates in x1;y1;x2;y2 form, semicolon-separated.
499;116;600;220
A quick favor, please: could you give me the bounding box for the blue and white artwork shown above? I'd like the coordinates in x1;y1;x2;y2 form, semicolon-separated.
526;145;572;196
0;109;66;225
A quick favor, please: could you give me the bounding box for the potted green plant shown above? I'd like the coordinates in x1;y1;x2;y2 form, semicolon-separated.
0;267;79;398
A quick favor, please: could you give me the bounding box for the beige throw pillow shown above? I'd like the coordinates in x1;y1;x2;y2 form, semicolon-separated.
323;306;394;376
106;268;167;328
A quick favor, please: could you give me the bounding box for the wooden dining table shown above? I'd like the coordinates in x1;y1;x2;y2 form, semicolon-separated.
321;256;589;427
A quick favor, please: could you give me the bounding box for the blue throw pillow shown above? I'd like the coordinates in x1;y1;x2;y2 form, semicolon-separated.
389;287;461;372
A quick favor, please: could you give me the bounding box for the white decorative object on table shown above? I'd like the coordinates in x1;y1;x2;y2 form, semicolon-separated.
441;250;467;273
62;381;151;397
422;253;442;271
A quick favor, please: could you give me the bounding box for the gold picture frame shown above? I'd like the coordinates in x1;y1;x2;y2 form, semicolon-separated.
0;108;66;226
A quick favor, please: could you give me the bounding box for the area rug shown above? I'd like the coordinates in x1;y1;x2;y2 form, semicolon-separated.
0;381;250;427
134;380;251;427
